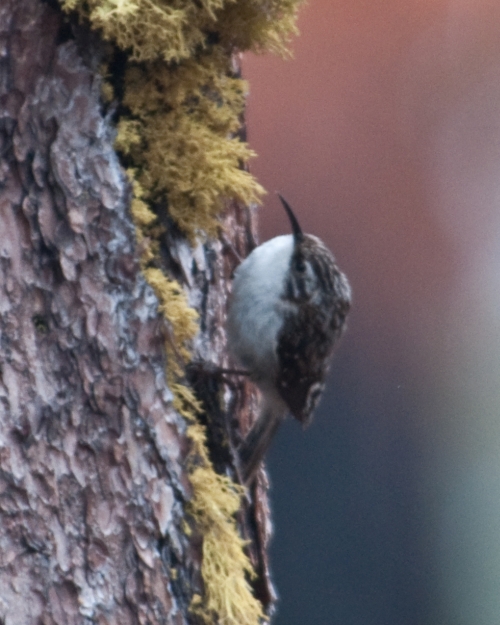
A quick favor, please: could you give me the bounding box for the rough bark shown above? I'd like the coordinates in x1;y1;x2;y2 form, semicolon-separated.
0;0;273;622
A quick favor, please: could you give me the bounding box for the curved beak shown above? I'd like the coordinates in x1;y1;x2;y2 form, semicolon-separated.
278;194;304;243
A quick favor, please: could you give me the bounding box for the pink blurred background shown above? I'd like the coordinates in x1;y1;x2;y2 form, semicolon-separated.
243;1;500;623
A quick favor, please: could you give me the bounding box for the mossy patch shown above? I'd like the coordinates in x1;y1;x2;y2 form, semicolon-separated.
61;0;300;63
114;52;264;239
61;0;303;240
173;383;265;625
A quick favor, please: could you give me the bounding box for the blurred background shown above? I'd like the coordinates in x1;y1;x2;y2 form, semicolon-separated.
243;1;500;624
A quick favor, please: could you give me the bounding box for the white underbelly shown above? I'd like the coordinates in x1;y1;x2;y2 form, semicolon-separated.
226;235;295;380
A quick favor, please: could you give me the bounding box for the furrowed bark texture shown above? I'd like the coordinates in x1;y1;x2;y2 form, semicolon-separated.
0;0;273;622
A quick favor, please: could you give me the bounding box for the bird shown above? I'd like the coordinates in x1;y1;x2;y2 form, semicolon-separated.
227;194;351;483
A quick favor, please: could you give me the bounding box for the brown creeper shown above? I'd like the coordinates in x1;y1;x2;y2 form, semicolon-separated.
227;195;351;483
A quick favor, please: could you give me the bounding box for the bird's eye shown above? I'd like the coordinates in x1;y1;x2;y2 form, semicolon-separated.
294;257;306;273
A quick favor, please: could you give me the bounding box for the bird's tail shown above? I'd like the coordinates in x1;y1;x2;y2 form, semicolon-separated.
239;405;285;484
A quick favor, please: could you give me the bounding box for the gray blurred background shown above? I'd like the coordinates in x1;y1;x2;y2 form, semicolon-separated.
243;1;500;623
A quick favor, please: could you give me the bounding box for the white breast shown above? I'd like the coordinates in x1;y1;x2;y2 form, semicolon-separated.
227;235;295;381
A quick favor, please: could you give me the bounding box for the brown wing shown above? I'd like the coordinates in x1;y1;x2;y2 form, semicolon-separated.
275;305;334;425
276;236;351;424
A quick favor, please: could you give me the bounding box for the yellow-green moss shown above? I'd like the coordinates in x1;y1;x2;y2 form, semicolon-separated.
61;0;300;62
115;53;264;238
143;267;198;367
60;0;304;622
61;0;303;239
172;383;265;625
189;466;264;625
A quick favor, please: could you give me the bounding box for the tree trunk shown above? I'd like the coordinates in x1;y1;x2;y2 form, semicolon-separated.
0;1;273;622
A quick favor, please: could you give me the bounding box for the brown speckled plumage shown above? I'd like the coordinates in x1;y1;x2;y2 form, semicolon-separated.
277;235;351;424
